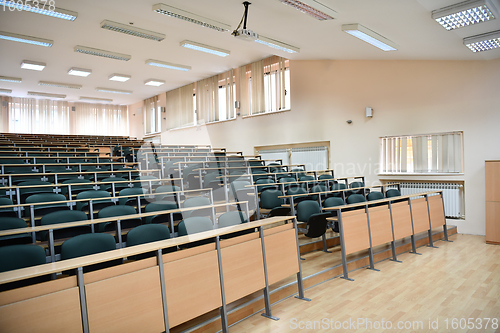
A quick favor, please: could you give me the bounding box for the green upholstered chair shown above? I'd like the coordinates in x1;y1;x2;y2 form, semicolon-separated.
0;217;31;246
296;200;331;253
144;201;179;225
38;210;90;242
97;205;141;233
25;193;68;218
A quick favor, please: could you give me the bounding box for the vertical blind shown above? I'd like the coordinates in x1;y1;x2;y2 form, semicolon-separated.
381;131;463;173
166;84;194;130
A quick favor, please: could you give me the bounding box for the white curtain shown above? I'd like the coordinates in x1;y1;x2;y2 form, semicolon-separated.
7;97;70;134
74;103;128;135
196;75;219;124
144;96;159;134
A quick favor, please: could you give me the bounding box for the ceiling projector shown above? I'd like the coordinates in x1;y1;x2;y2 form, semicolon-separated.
234;28;258;41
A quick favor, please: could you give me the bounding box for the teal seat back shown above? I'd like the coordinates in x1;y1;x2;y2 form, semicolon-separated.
324;197;345;208
331;183;347;196
218;211;248;228
61;233;116;260
144;201;178;224
134;176;159;188
367;192;384;201
287;187;307;196
296;200;321;223
178;217;213;236
25;193;67;205
299;175;314;182
98;205;137;219
347;194;366;204
126;224;170;247
318;174;334;180
76;190;112;210
260;190;283;210
311;185;327;193
0;244;46;273
40;210;87;226
183;196;211;209
0;217;27;230
118;187;146;205
386;189;401;198
155;185;180;194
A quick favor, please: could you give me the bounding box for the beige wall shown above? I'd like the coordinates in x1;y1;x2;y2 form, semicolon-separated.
130;58;500;236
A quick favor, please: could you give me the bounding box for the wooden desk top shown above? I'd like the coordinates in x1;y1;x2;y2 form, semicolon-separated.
0;215;292;285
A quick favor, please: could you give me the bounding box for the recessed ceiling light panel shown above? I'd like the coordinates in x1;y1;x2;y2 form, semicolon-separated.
101;20;166;41
464;29;500;52
146;59;191;71
21;60;46;71
39;81;82;89
74;45;131;61
152;3;231;32
95;87;132;95
28;91;66;98
255;35;300;53
276;0;337;20
109;74;131;82
0;1;78;20
0;31;53;47
342;24;397;51
145;79;166;87
432;0;498;30
0;76;22;83
68;68;92;77
180;40;230;57
0;89;12;94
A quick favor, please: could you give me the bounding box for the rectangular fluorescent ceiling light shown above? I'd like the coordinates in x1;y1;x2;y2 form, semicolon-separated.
276;0;337;20
180;40;230;57
21;60;46;71
0;0;78;21
28;91;66;98
74;45;131;61
0;31;53;47
152;3;231;32
100;20;165;41
146;59;191;71
464;29;500;52
68;67;92;77
109;74;131;82
39;81;82;89
0;89;12;94
0;76;22;83
145;79;165;87
342;24;397;51
95;87;132;95
432;0;498;30
255;35;300;53
80;96;113;102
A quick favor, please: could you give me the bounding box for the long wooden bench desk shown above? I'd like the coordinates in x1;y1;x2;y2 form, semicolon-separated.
0;215;307;333
322;190;448;280
0;162;141;174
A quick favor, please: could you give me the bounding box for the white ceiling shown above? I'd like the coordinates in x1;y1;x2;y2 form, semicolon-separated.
0;0;499;105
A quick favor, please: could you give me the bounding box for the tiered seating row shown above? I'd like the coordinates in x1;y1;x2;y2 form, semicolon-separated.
0;216;307;333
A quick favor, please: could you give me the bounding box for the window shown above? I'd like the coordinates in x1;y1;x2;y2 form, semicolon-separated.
380;131;463;174
7;97;70;134
144;96;160;134
241;56;290;116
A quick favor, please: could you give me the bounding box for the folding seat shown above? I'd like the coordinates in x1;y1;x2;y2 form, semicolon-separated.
144;201;180;225
60;233;119;273
97;205;142;233
296;200;331;253
177;216;214;248
183;196;212;219
260;189;289;217
76;190;115;218
331;183;347;197
25;193;69;220
38;210;90;244
18;180;53;203
0;197;17;217
126;224;173;259
0;244;48;291
0;217;31;246
323;197;345;232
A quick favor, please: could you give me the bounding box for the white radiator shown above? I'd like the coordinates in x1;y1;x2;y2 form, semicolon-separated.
399;182;463;219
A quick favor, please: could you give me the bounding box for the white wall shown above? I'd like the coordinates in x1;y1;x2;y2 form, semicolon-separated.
135;58;500;236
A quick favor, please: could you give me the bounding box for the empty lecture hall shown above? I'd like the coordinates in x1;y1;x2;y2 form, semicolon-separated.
0;0;499;332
